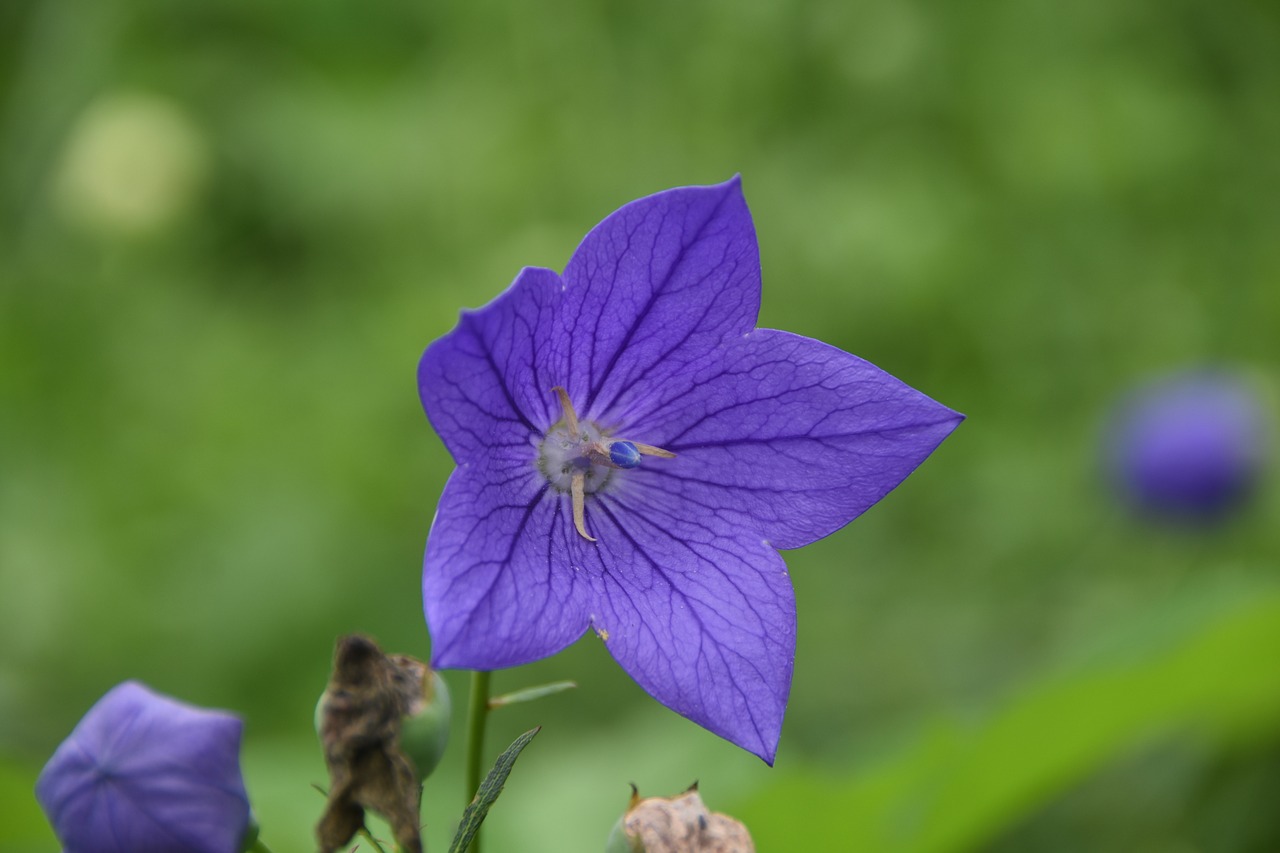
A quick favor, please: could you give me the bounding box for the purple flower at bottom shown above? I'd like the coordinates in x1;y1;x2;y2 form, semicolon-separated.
1109;370;1269;521
36;681;251;853
418;177;962;762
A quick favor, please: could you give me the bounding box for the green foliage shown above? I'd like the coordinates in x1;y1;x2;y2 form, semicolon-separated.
742;586;1280;852
0;759;52;853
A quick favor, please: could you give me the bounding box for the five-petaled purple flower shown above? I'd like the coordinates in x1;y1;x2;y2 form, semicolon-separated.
418;177;962;762
1109;370;1268;522
36;681;252;853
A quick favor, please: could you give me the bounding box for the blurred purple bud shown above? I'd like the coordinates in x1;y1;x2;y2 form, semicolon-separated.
35;681;251;853
1109;370;1269;522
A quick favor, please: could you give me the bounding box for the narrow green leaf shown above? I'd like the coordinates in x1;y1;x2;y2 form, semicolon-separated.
488;681;578;709
449;727;541;853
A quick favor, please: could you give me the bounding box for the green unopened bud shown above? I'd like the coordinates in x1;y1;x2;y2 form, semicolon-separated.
606;786;645;853
604;783;755;853
398;665;451;780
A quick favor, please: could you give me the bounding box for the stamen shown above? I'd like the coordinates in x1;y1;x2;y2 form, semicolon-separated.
631;442;677;459
552;386;580;436
571;471;595;542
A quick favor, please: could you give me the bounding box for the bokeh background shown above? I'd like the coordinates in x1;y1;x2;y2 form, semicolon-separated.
2;1;1278;850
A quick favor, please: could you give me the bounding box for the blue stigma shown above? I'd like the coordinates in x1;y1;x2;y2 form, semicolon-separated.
608;440;642;469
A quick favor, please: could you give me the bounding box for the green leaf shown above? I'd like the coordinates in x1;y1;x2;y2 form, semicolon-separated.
741;590;1280;853
449;727;541;853
488;681;578;709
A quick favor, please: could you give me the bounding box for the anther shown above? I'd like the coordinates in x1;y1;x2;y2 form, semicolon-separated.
552;386;580;436
571;471;595;542
632;442;677;459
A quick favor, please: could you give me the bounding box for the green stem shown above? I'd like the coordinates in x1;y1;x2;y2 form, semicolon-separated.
464;670;493;853
245;838;275;853
358;826;388;853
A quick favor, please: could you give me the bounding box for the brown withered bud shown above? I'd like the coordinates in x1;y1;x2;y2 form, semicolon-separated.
607;782;756;853
315;634;427;853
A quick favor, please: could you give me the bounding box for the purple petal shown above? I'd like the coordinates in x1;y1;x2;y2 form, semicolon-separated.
36;681;250;853
419;266;568;462
623;329;964;550
558;177;761;426
424;459;595;669
584;490;796;764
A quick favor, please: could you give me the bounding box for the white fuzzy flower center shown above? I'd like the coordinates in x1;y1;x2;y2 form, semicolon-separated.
537;420;614;495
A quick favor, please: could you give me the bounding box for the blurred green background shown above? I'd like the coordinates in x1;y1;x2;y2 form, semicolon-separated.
2;0;1278;850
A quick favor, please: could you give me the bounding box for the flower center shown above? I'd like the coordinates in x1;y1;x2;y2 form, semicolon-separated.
537;387;674;542
537;419;617;495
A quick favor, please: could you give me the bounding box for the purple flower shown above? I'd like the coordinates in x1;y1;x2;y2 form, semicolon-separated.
36;681;251;853
1109;370;1268;521
418;177;962;762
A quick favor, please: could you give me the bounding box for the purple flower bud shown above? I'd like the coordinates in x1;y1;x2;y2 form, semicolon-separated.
1109;371;1269;521
35;681;251;853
